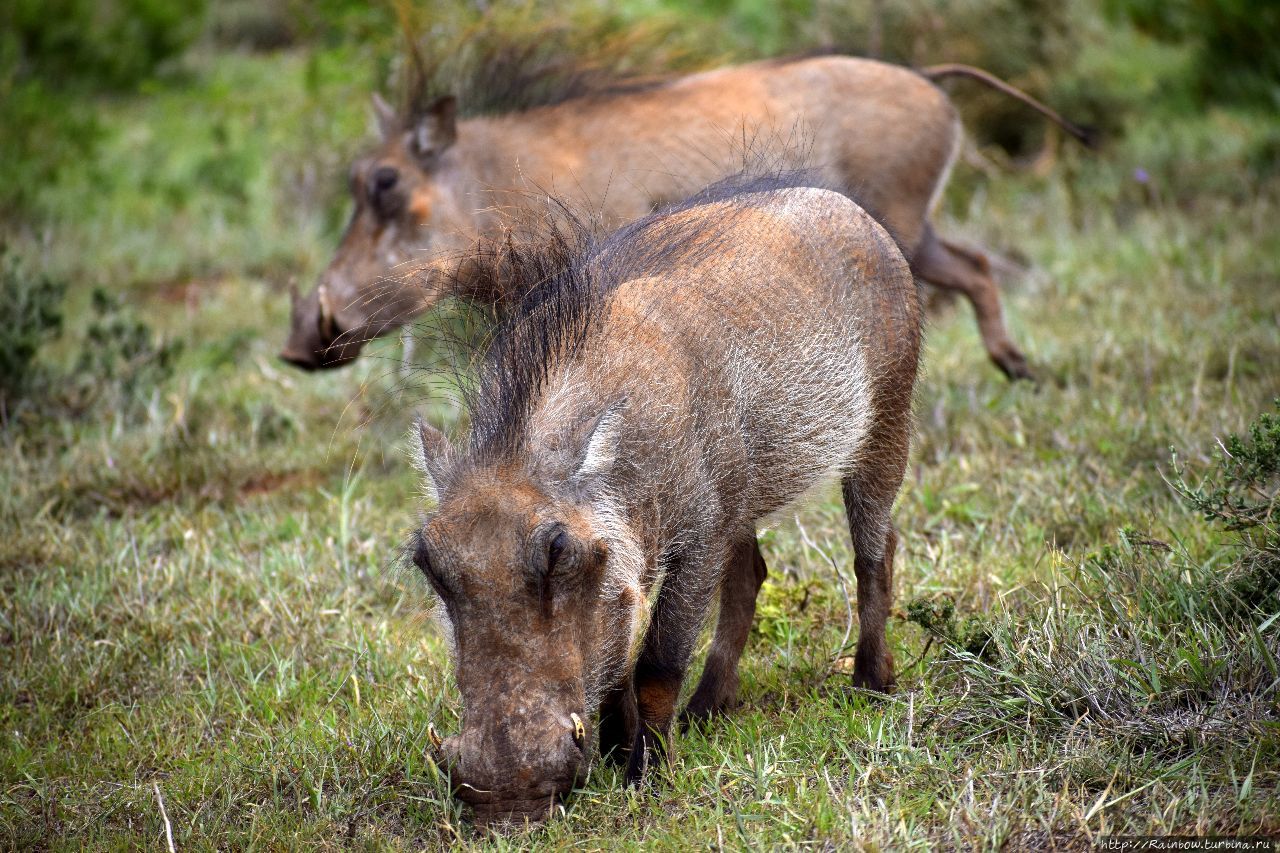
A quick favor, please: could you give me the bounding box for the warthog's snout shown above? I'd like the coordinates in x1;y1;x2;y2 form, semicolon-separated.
437;711;588;827
277;335;362;371
279;282;367;370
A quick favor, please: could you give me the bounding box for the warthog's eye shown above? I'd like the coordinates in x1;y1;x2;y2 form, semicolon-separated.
373;166;398;192
531;526;570;616
547;528;568;573
369;165;403;219
413;533;447;595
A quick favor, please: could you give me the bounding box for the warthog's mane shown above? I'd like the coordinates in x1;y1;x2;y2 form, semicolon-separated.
397;19;674;126
455;170;870;464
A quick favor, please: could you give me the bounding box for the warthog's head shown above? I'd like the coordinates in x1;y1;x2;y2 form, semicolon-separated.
411;404;643;827
280;94;467;370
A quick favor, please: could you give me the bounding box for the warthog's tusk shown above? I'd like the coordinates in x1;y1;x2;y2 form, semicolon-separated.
569;712;585;748
316;284;336;340
428;723;443;751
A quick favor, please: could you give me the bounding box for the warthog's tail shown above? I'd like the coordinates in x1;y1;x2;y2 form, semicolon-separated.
919;63;1100;149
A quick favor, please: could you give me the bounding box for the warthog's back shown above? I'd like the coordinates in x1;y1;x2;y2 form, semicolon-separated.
527;186;920;524
473;56;957;254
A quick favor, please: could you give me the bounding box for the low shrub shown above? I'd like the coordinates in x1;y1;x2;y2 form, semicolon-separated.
69;289;183;416
0;246;65;414
0;264;181;423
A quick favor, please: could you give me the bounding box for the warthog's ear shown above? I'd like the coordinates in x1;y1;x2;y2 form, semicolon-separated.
572;397;628;485
411;96;457;165
414;417;452;503
371;92;399;141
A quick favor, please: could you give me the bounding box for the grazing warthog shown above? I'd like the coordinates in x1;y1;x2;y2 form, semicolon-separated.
409;178;922;826
281;54;1091;379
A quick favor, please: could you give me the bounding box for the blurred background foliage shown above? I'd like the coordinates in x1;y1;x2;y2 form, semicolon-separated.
0;0;1276;411
3;0;1277;228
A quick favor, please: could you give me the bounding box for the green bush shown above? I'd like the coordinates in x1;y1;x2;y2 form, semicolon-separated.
0;262;182;420
0;247;65;411
72;289;182;413
1174;399;1279;537
1107;0;1280;106
0;0;206;222
1172;400;1280;622
206;0;393;51
0;79;100;221
905;594;994;659
1;0;205;91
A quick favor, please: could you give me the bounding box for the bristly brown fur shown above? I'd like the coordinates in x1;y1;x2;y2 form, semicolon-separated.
395;14;672;124
412;178;923;825
460;171;858;463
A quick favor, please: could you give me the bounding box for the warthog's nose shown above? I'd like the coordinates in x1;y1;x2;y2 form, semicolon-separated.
278;347;319;371
442;713;588;827
279;335;362;371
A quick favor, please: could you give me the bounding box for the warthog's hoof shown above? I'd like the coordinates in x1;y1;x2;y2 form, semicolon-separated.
992;346;1035;382
851;649;896;693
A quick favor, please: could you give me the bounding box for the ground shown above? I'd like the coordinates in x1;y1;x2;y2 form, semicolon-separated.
2;30;1279;852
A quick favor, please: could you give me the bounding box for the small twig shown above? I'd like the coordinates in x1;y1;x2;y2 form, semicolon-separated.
153;782;176;853
900;636;936;677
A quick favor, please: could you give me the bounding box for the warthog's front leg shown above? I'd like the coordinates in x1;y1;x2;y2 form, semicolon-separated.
624;546;723;786
597;678;638;766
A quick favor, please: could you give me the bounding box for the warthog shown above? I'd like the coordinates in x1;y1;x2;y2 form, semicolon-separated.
409;177;922;826
281;54;1091;379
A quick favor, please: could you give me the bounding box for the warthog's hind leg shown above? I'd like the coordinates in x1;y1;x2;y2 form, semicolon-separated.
912;225;1034;381
841;426;909;692
680;533;768;727
845;518;898;693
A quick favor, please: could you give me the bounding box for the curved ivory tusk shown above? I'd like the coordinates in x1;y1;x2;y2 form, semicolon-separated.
316;284;336;340
428;723;443;751
570;712;585;747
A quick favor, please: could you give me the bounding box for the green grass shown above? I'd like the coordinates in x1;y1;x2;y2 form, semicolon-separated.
3;28;1280;852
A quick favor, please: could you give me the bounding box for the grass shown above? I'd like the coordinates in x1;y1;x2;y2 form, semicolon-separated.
3;20;1280;852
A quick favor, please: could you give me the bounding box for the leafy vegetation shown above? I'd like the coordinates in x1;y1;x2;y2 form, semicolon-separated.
1;0;1278;848
0;247;65;413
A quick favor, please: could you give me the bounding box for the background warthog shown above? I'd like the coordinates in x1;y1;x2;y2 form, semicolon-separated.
281;54;1090;379
409;178;922;826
